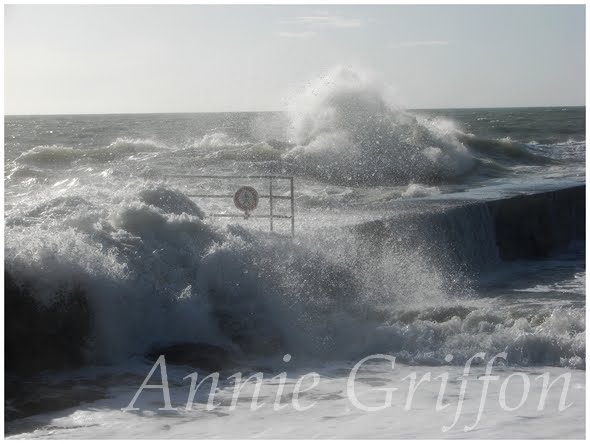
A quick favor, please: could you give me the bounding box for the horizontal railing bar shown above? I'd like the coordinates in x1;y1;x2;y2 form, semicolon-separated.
187;194;234;198
187;194;292;199
209;214;292;219
166;175;292;180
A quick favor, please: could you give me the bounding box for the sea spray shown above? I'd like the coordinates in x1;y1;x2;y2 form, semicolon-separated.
283;66;475;185
5;183;585;369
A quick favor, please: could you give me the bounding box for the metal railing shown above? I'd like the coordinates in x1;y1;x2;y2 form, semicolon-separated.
165;175;295;236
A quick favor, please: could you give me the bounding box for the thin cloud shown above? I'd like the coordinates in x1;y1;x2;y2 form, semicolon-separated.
278;31;318;39
391;40;450;49
283;15;362;28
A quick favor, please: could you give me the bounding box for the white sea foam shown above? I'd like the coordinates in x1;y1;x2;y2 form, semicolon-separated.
193;132;249;149
283;66;475;185
401;183;441;198
7;361;585;438
4;182;585;368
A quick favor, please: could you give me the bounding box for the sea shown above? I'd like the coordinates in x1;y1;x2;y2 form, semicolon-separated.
4;68;586;438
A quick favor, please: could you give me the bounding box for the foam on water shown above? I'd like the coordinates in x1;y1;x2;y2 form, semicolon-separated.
7;361;585;439
282;66;476;185
401;183;441;198
5;181;585;368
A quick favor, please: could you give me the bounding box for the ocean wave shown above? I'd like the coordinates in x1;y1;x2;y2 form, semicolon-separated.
281;66;476;185
5;187;222;367
401;183;441;198
212;142;284;162
192;132;251;149
458;133;556;165
5;165;49;181
106;137;167;153
14;138;167;167
525;139;586;162
187;132;288;163
274;67;564;186
367;305;584;368
4;186;585;372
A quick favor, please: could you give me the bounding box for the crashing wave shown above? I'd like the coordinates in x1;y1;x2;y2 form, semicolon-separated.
4;185;585;371
282;66;476;185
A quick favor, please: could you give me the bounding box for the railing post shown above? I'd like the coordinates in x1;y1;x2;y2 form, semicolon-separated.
269;177;274;232
290;177;295;237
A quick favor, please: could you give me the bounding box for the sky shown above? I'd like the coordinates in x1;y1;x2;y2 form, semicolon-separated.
4;4;586;115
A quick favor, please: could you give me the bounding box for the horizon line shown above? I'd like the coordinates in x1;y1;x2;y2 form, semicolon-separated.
4;104;586;117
